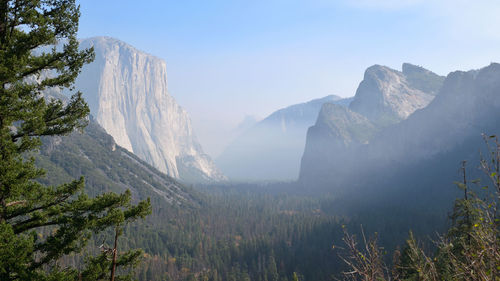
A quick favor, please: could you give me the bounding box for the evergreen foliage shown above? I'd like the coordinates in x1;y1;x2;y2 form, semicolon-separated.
1;2;496;281
35;121;449;281
338;136;500;281
0;1;150;280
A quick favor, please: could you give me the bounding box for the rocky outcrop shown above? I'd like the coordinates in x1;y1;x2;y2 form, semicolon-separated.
216;95;352;181
366;63;500;167
299;63;500;198
299;63;445;187
73;37;225;183
349;64;443;126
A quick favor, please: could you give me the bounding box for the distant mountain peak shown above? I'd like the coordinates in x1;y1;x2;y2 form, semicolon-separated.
299;62;500;195
402;62;427;73
299;62;446;187
83;36;159;58
216;95;352;181
235;115;260;131
313;94;342;101
349;63;442;126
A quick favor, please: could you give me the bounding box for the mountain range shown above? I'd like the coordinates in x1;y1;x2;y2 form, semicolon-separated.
299;63;500;209
34;35;500;280
299;63;445;186
53;36;500;206
216;95;353;181
217;63;444;182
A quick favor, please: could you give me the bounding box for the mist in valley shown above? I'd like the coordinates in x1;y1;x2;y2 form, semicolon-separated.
3;1;500;280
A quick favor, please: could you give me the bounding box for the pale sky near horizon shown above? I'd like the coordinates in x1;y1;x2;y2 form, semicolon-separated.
76;0;500;157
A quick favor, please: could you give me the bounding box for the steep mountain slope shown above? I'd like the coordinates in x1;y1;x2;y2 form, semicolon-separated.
366;63;500;169
37;118;197;207
402;63;445;95
299;63;444;185
349;63;443;126
216;95;353;181
72;37;225;183
299;63;500;205
299;103;376;183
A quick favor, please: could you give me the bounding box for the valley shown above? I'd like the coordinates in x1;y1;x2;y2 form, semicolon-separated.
34;38;500;280
2;2;499;280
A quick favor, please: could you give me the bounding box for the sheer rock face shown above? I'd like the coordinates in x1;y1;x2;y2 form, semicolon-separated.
366;63;500;166
216;95;353;181
74;37;225;183
299;103;376;183
349;64;441;126
299;63;444;186
300;63;500;194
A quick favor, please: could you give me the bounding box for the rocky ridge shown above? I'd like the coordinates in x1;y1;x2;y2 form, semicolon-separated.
349;64;443;126
299;63;500;198
300;63;445;185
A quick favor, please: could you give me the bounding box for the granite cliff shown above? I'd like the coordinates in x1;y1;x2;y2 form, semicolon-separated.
73;37;225;183
349;64;443;126
299;63;500;201
300;63;445;186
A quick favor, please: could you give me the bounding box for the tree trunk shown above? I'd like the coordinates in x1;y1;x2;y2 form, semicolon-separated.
110;226;119;281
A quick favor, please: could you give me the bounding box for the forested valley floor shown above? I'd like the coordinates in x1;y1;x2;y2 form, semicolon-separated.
35;121;464;281
109;183;449;281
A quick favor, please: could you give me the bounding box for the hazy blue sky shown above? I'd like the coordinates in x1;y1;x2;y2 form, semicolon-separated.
76;0;500;157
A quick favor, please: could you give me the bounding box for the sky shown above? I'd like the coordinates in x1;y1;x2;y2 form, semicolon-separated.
76;0;500;157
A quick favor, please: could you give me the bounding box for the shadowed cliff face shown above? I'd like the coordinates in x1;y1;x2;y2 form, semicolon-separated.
72;37;225;183
299;63;445;189
402;63;445;95
299;103;376;184
299;63;500;203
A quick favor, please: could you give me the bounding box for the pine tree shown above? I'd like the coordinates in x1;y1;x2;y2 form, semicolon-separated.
0;1;151;280
267;256;279;281
338;136;500;280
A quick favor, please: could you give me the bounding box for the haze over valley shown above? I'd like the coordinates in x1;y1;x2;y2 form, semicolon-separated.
3;1;500;280
51;34;500;279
